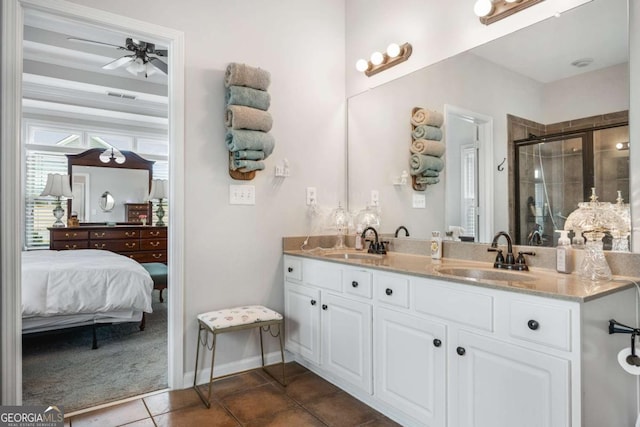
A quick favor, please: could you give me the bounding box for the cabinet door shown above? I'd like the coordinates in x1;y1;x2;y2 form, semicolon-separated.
322;293;373;394
453;331;569;427
284;282;321;364
375;307;446;427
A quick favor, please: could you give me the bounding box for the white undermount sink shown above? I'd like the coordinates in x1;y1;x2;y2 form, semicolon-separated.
435;266;536;283
323;252;385;261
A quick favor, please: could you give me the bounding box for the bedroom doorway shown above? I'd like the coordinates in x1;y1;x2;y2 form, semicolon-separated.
1;0;185;408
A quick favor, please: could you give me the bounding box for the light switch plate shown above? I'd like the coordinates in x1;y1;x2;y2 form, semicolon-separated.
230;184;255;205
306;187;317;206
371;190;379;206
413;194;426;209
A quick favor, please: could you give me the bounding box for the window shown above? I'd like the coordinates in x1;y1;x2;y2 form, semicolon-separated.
461;145;477;239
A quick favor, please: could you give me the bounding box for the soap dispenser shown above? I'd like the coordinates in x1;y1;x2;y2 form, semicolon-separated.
556;230;573;274
431;231;442;260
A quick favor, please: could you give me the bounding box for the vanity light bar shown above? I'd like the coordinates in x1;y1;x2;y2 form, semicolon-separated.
355;42;413;77
474;0;545;25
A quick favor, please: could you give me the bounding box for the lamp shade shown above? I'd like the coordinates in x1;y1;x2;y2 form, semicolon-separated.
40;174;73;198
148;179;168;200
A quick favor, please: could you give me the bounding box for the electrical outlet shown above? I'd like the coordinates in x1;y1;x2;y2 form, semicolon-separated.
306;187;317;205
413;194;426;209
371;190;379;206
229;184;255;205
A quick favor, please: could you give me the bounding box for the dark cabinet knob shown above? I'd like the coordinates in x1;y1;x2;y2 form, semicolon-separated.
287;267;293;273
456;346;466;356
385;288;393;296
352;281;359;288
433;339;442;347
528;320;539;330
310;300;316;306
322;304;328;310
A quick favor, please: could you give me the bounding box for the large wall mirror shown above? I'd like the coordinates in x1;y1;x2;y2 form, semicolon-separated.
347;0;630;249
67;148;154;224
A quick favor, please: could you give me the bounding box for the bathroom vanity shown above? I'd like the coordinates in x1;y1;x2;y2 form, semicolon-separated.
283;248;637;427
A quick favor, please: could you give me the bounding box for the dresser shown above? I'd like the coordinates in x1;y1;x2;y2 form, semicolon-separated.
49;225;167;264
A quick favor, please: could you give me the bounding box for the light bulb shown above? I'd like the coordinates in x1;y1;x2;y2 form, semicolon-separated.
474;0;494;17
355;59;369;72
370;51;384;66
505;0;521;3
386;43;401;58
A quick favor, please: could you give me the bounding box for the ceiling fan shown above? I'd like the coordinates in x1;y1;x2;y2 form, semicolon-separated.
67;37;168;78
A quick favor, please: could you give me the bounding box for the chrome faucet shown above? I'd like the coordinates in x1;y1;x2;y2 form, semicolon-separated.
488;231;535;271
361;227;386;254
394;225;410;238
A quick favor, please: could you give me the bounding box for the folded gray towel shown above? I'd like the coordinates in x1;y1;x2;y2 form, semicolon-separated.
409;154;444;175
415;176;440;185
411;108;444;127
422;170;440;177
410;139;445;157
412;125;442;141
225;105;273;132
231;159;265;172
225;63;271;91
225;130;275;158
226;85;271;111
233;150;265;160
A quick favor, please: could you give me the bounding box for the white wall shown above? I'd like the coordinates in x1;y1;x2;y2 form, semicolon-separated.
345;0;591;97
542;63;629;123
65;0;345;383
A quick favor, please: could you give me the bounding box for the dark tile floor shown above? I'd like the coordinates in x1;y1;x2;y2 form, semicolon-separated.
68;362;401;426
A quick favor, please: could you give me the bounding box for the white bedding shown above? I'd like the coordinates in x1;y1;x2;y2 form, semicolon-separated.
22;249;153;318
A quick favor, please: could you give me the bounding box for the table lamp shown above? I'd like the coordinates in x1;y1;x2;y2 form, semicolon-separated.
147;179;168;226
40;173;73;228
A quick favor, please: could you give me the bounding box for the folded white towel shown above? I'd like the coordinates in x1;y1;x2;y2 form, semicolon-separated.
225;105;273;132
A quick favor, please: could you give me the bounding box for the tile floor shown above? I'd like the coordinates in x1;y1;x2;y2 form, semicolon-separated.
67;362;401;426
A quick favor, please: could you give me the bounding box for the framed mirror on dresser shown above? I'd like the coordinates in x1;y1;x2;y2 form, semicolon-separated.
49;147;167;264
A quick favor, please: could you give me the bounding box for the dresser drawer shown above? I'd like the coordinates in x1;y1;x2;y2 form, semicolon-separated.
284;257;303;281
343;268;372;299
51;240;89;250
91;239;140;251
140;239;167;251
509;299;572;351
414;279;494;332
125;251;167;263
89;229;139;239
375;273;409;308
141;228;167;239
50;230;88;241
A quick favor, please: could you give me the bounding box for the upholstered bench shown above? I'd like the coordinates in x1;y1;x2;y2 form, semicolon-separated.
140;262;167;302
193;305;286;408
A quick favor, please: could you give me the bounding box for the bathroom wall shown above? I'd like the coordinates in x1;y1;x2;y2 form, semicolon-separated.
65;0;346;383
345;0;591;97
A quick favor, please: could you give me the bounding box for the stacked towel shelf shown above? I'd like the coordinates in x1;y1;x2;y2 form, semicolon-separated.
409;106;445;191
224;63;274;180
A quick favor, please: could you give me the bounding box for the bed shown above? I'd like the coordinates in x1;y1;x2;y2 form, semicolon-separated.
22;249;154;346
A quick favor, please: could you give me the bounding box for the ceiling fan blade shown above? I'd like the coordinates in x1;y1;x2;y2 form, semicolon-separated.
102;55;134;70
148;57;168;74
153;49;168;57
67;37;126;50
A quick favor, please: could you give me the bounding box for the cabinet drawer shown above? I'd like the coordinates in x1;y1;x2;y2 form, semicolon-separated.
51;240;89;250
140;239;167;251
375;273;409;308
91;240;140;251
126;251;167;263
303;259;342;291
509;300;572;351
284;257;303;281
50;230;88;241
89;229;139;239
343;268;372;299
414;279;494;332
141;228;167;239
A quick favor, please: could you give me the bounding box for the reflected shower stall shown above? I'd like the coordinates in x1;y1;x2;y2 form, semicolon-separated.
514;125;629;246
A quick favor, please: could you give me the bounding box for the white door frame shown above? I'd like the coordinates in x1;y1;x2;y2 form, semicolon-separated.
444;105;494;244
1;0;185;404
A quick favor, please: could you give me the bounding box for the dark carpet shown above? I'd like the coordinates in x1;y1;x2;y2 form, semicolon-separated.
22;292;168;413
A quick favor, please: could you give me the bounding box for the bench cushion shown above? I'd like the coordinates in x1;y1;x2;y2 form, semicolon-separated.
198;305;282;331
140;262;168;287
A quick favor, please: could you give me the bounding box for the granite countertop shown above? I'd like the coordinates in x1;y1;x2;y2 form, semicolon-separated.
284;248;637;302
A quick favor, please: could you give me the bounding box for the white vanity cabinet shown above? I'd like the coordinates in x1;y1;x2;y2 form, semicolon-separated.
283;256;373;394
283;254;636;427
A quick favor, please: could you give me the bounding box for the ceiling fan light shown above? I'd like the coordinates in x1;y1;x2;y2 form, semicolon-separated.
145;63;157;77
126;57;145;75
